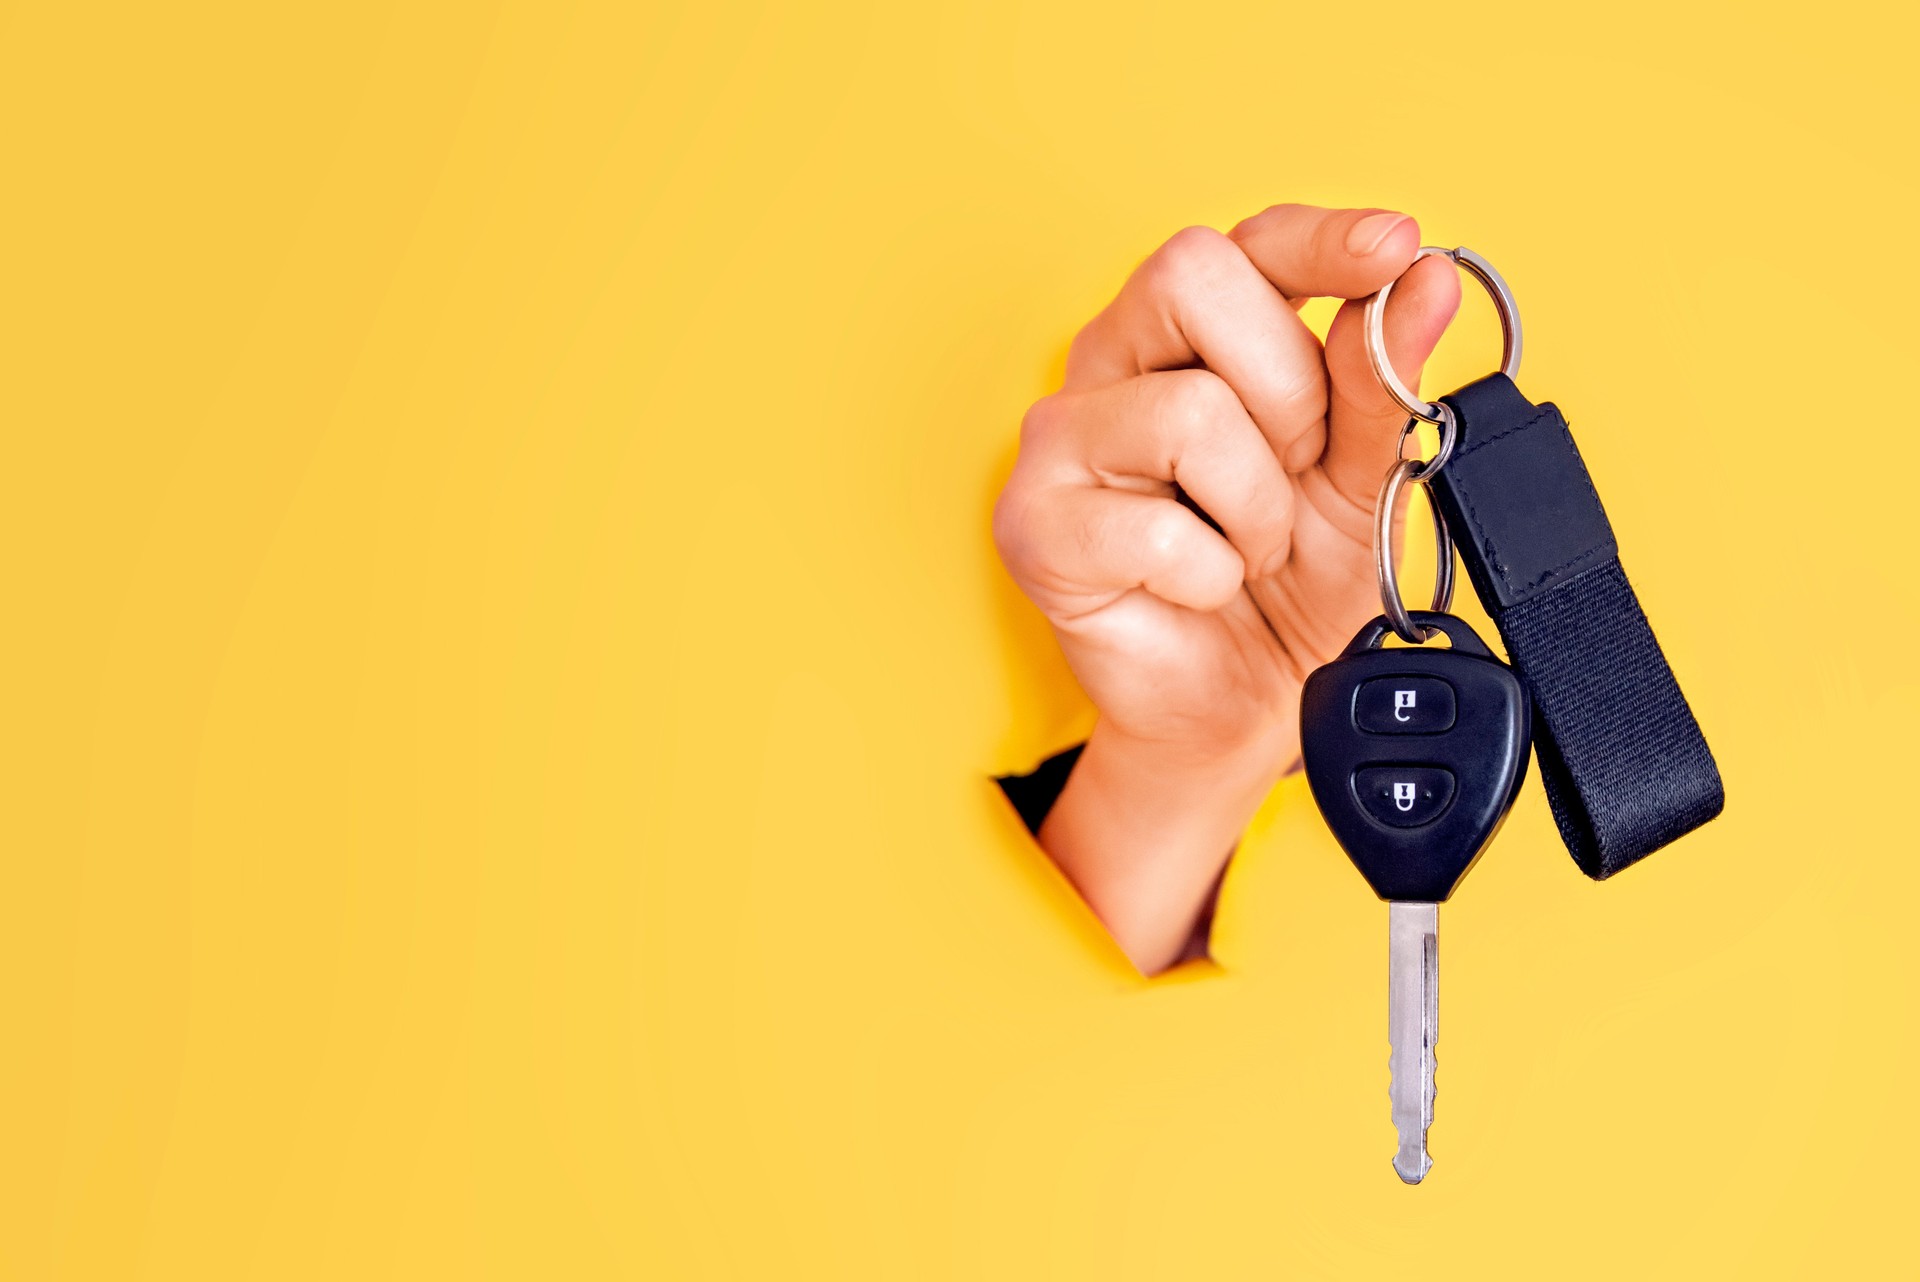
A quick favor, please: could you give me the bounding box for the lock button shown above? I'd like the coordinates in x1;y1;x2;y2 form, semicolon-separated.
1352;766;1456;829
1354;676;1456;734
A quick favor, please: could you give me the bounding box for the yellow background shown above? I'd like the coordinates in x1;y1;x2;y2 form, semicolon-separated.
3;1;1913;1277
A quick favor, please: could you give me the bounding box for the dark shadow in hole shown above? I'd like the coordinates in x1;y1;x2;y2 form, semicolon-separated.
994;743;1085;838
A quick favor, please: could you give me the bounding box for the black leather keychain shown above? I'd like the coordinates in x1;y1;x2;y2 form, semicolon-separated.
1361;248;1723;879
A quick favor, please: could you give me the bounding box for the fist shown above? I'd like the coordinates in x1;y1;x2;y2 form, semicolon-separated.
995;205;1462;779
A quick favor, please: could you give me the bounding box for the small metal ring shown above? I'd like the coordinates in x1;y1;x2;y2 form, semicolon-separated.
1395;401;1458;482
1375;458;1456;643
1364;246;1523;426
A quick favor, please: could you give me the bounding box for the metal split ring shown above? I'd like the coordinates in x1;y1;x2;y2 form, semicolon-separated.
1395;402;1458;482
1374;457;1456;643
1363;246;1523;431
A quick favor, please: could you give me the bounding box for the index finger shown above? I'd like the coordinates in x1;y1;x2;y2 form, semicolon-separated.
1227;203;1424;302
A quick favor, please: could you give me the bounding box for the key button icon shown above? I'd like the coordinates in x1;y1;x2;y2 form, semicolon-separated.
1354;676;1457;734
1353;766;1457;828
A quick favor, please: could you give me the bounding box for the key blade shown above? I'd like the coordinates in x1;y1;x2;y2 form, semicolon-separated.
1388;900;1439;1184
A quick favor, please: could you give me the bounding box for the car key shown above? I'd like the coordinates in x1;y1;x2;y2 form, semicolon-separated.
1300;609;1531;1182
1362;246;1721;880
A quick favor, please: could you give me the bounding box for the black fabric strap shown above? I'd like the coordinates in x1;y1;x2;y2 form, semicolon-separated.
1430;374;1723;878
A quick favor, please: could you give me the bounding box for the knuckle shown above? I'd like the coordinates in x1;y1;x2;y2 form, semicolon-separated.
1017;393;1067;451
1230;202;1305;239
1145;225;1234;291
990;482;1036;563
1063;327;1099;379
1139;503;1192;565
1159;368;1237;436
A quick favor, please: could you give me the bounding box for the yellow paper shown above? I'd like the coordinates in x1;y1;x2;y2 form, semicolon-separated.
2;1;1913;1277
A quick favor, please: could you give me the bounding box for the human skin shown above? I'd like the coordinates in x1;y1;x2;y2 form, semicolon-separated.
993;204;1462;975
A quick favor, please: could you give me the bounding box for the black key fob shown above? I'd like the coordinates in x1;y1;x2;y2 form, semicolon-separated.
1299;611;1531;902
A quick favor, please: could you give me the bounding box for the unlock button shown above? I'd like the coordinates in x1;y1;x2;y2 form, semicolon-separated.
1353;766;1456;829
1355;676;1456;733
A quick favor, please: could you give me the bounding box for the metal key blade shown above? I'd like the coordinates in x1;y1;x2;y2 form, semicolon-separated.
1388;900;1439;1184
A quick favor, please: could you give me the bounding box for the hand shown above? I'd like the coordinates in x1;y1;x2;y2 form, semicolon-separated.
993;204;1461;973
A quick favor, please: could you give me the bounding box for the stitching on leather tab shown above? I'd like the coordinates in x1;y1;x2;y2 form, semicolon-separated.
1448;404;1560;463
1518;541;1614;589
1452;478;1514;591
1447;407;1615;598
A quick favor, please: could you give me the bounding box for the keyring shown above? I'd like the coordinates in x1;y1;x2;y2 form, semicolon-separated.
1363;246;1523;427
1395;401;1458;482
1375;458;1455;643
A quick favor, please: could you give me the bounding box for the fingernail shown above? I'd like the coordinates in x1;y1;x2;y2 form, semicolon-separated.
1346;212;1408;257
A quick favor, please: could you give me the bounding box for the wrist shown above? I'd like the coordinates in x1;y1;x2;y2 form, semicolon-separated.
1036;720;1292;974
1091;719;1298;797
